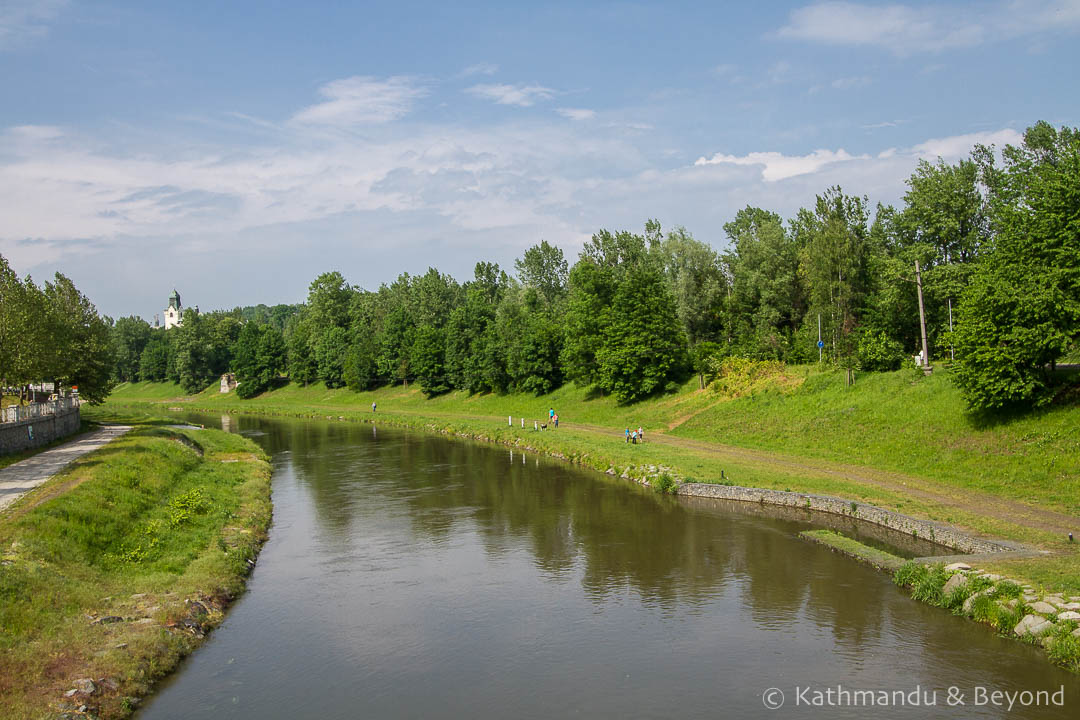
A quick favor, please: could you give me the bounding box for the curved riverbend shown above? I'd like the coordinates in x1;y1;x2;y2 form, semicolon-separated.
137;414;1078;719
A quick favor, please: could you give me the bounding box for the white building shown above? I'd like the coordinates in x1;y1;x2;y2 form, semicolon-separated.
164;289;185;329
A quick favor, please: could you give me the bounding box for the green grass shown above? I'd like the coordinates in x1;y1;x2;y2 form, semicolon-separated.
94;367;1080;591
799;530;905;571
0;424;271;720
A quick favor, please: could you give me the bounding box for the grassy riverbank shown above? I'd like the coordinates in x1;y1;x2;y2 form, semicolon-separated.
0;425;271;720
92;366;1080;592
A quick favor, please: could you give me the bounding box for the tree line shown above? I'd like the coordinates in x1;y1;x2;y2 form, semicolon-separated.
67;121;1080;411
0;258;114;404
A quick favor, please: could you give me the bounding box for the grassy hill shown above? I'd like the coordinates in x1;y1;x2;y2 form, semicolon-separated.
98;366;1080;591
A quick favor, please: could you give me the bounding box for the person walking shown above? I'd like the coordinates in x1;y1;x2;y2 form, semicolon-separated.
625;428;630;443
631;430;638;444
372;401;377;413
638;426;643;443
554;413;559;429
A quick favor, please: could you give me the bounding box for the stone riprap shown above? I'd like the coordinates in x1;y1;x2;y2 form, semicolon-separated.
676;482;1018;555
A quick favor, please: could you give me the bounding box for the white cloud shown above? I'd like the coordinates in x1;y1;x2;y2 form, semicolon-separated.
693;128;1023;183
291;75;427;126
776;1;1080;56
911;128;1023;159
556;108;595;121
466;83;555;107
0;0;65;50
694;148;868;181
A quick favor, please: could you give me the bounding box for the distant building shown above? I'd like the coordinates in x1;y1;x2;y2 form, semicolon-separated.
163;290;184;329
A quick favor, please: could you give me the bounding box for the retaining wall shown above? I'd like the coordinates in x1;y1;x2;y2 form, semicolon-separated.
676;482;1020;554
0;407;81;455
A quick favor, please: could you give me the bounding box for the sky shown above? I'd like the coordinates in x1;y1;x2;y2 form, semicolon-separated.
2;0;1078;321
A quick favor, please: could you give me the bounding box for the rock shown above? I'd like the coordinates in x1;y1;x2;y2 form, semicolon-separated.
1004;598;1019;609
1059;602;1080;611
944;563;971;572
1014;614;1052;637
65;689;79;697
1029;601;1058;615
74;679;97;695
981;573;1003;581
114;643;128;649
1073;628;1080;638
1056;611;1080;621
186;600;208;615
130;593;147;600
133;618;155;625
1045;594;1065;605
1023;593;1038;603
943;574;969;595
92;616;123;625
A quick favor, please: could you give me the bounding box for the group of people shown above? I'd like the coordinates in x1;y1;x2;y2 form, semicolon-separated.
547;408;559;428
624;426;645;444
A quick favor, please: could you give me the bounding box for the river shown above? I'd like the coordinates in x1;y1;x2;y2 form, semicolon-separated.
137;413;1078;719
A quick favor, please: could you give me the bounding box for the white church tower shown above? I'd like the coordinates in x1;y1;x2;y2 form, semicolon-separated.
164;289;184;329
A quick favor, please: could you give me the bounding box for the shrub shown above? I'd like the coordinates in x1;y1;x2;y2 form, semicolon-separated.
856;327;906;372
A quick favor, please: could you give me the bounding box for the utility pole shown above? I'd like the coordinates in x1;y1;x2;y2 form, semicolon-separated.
915;260;931;374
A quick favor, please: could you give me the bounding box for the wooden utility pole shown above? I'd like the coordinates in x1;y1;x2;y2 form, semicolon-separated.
915;260;931;374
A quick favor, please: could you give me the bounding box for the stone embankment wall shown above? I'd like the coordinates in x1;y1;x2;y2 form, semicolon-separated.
0;405;81;455
676;482;1019;555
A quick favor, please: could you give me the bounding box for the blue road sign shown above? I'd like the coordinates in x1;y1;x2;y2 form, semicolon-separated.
817;340;824;348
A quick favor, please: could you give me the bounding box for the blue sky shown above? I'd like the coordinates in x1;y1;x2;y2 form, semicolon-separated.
2;0;1078;321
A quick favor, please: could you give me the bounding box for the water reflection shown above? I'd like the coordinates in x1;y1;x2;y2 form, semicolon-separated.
135;413;1078;720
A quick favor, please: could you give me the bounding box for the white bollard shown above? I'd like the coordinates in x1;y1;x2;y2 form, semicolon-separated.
508;415;512;426
521;418;524;428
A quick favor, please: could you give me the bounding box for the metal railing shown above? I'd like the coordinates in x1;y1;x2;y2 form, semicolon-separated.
1;396;80;424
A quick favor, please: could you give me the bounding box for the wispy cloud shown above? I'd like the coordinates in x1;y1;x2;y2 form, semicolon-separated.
831;75;871;90
693;128;1023;183
776;1;1080;56
0;0;66;50
291;75;427;126
466;83;555;107
459;62;499;77
556;108;595;121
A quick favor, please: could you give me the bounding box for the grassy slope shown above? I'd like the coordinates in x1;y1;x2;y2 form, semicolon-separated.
0;425;271;720
100;369;1080;591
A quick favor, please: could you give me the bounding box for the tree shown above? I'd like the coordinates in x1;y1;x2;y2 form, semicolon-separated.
723;207;805;359
343;335;379;392
900;158;988;265
43;273;115;403
656;227;727;345
315;326;350;388
410;324;449;396
595;264;688;402
233;323;286;398
139;331;171;382
0;255;46;393
953;122;1080;409
515;240;569;305
112;316;152;383
561;260;616;387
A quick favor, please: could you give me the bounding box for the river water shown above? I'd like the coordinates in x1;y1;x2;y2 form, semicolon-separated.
137;414;1078;719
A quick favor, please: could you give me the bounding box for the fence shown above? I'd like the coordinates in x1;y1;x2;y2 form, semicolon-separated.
1;396;80;424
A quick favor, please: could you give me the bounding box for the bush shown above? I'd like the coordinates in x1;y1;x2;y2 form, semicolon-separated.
856;327;906;372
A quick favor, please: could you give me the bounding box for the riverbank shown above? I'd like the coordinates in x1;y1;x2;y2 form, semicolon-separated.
94;371;1080;593
0;425;272;720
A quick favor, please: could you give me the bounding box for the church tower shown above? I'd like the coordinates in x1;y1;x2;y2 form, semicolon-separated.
164;289;184;329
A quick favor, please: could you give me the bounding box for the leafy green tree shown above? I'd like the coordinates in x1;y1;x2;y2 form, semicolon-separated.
899;158;988;264
954;122;1080;409
595;264;688;402
515;240;569;305
315;326;350;388
0;255;46;392
343;335;379;392
138;331;171;382
657;226;727;345
410;324;450;396
111;316;152;382
723;207;805;359
43;273;115;403
285;316;318;385
561;259;616;388
233;322;286;398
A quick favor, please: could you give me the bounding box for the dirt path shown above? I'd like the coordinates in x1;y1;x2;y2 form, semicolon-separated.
0;425;132;512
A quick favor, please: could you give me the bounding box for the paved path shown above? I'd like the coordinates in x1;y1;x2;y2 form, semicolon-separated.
0;425;133;512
